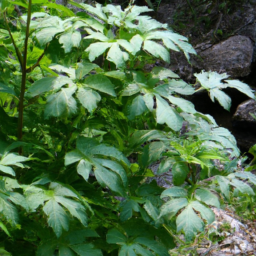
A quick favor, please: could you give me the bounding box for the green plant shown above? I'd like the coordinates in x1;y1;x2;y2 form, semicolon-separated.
0;0;256;255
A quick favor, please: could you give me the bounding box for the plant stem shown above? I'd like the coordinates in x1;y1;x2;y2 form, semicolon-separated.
26;45;48;73
163;224;185;245
18;0;32;146
194;87;205;93
4;11;23;69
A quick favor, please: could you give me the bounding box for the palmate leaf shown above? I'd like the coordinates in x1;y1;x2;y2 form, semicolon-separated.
25;182;88;237
195;71;255;110
176;204;204;241
183;113;240;157
170;200;215;241
65;137;129;196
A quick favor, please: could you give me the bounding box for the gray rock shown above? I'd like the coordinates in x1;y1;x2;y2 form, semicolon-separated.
233;99;256;123
232;99;256;150
198;35;254;78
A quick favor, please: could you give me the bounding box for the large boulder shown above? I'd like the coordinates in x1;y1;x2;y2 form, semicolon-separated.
233;99;256;127
197;35;254;78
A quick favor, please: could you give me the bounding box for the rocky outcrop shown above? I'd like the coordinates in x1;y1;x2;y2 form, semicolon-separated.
197;35;254;78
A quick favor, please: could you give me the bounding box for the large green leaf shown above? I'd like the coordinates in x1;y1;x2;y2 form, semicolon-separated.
144;200;159;221
172;162;189;185
209;88;231;111
159;198;188;218
225;80;255;99
77;88;101;113
195;188;220;208
230;178;255;195
127;95;147;120
36;27;64;46
156;95;183;131
75;62;98;80
85;42;112;62
70;243;103;256
83;74;116;96
26;183;87;237
77;159;92;181
161;187;187;198
27;76;74;97
120;200;140;222
167;95;196;114
107;43;126;69
176;204;204;241
195;71;255;110
143;40;170;63
0;193;19;226
107;229;127;244
0;153;29;176
43;199;69;238
44;86;77;118
216;175;230;200
0;82;16;96
65;137;129;195
190;201;215;224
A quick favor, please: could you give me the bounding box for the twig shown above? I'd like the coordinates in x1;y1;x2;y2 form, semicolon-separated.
4;11;23;68
26;45;48;73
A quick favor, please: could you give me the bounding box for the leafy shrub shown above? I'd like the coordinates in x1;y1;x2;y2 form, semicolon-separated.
0;0;255;255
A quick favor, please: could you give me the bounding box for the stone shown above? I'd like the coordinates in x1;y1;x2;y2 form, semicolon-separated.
231;99;256;151
198;35;254;78
233;99;256;124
